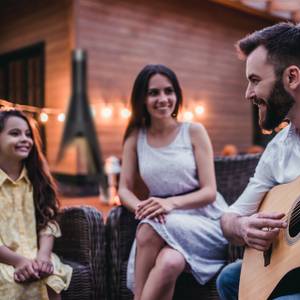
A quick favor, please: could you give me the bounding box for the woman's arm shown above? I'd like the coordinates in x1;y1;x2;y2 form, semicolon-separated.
118;131;144;213
136;123;217;219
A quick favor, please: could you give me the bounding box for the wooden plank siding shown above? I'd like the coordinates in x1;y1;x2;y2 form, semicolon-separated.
0;0;274;171
76;0;273;157
0;0;73;168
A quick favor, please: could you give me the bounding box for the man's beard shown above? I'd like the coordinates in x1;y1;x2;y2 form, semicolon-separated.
258;79;295;131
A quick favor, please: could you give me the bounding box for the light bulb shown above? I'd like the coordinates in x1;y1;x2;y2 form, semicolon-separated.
183;111;194;121
39;112;48;123
195;105;205;115
57;113;65;122
120;108;131;119
101;107;113;119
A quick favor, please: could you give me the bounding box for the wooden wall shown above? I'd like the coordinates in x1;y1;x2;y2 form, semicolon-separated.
0;0;72;167
0;0;274;170
76;0;273;157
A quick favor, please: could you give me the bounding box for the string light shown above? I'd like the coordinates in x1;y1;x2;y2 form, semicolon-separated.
101;106;113;119
0;99;206;124
183;111;194;121
57;113;65;122
39;112;49;123
120;107;131;119
90;106;96;117
195;105;205;116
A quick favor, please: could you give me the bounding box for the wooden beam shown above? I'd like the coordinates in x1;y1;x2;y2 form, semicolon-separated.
210;0;283;21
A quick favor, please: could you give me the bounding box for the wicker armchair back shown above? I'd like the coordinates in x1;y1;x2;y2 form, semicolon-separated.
54;206;107;300
215;153;261;205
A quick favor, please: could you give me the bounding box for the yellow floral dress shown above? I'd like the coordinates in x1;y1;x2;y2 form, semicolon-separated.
0;168;72;300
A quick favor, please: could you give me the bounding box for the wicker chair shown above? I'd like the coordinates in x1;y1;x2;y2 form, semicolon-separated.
53;206;106;300
106;153;261;300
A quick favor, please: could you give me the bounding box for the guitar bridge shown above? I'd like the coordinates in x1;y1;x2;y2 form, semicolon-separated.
263;245;272;267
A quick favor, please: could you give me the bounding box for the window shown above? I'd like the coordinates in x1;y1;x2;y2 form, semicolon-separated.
0;42;44;107
0;42;46;150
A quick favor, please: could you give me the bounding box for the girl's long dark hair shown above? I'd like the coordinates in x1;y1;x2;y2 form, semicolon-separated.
0;109;59;232
123;64;183;142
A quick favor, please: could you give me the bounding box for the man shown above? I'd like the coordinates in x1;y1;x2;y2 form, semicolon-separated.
217;22;300;300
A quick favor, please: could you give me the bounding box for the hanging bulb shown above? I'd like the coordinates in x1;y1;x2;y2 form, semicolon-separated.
57;113;65;122
90;106;96;117
101;106;113;119
120;107;131;119
39;112;49;123
183;111;194;121
195;105;205;116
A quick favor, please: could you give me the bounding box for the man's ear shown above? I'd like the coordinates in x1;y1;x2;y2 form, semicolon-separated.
283;65;300;91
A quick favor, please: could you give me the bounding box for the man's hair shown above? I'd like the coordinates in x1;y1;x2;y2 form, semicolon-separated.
236;22;300;77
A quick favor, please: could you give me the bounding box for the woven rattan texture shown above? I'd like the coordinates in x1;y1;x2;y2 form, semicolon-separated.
54;206;106;300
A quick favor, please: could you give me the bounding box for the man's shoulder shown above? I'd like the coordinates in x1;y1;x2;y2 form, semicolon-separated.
257;125;290;166
264;124;291;150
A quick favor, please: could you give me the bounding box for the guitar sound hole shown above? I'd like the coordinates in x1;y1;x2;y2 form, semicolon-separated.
289;201;300;238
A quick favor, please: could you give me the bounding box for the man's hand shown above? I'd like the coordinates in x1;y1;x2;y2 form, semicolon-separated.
239;212;287;251
135;197;174;221
14;257;40;283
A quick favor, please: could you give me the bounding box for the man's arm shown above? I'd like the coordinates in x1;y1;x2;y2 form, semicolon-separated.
221;213;245;245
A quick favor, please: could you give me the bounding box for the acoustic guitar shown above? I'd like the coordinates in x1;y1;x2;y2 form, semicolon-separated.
239;176;300;300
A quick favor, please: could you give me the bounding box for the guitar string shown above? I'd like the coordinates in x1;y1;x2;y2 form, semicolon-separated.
283;204;300;227
265;204;300;227
260;201;300;228
288;204;300;222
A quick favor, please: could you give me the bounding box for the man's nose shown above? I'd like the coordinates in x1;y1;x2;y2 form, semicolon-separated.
245;84;254;101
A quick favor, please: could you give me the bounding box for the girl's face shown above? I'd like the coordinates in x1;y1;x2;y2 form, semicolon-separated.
0;116;33;162
145;74;177;120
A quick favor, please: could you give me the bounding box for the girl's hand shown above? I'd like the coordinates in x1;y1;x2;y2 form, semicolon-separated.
35;254;54;279
135;197;174;220
14;257;40;283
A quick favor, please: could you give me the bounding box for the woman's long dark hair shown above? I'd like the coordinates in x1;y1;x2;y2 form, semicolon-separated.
0;109;59;232
123;64;183;142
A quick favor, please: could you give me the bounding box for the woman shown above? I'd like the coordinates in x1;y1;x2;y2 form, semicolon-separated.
118;64;228;300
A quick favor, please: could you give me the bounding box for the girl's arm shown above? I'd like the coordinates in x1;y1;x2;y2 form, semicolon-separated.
0;245;39;282
136;123;217;219
36;233;54;277
118;131;144;213
0;245;25;266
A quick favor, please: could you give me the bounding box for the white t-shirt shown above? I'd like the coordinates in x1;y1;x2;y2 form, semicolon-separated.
229;123;300;216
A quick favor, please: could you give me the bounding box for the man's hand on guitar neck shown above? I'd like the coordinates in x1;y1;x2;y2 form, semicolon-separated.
221;212;287;251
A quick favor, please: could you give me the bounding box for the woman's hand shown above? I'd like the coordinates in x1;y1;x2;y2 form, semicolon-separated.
14;257;40;283
135;197;174;221
35;253;54;279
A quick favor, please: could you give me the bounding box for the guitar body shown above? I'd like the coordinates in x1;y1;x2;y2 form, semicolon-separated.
239;177;300;300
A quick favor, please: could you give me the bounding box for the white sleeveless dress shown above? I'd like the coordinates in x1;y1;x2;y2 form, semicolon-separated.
127;122;228;291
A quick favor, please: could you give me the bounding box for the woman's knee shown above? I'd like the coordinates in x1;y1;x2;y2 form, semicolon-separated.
155;248;185;279
136;224;162;248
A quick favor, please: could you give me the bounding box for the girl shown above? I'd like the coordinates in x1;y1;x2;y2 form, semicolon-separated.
0;109;72;300
118;64;228;300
